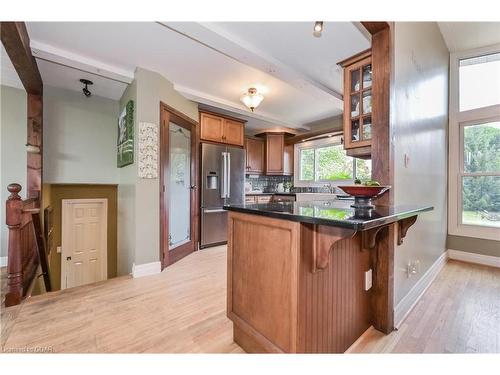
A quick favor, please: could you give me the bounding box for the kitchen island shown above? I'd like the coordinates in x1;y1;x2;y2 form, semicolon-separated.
223;200;432;353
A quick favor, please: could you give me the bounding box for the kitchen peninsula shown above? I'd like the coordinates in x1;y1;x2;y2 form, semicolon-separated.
224;200;432;353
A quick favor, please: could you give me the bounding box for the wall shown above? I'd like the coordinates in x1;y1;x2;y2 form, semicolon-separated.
43;86;119;184
46;184;118;290
117;67;198;274
447;235;499;257
0;85;27;259
391;23;449;309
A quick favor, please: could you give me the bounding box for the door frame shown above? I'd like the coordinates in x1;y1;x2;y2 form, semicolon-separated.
160;102;200;269
61;198;108;290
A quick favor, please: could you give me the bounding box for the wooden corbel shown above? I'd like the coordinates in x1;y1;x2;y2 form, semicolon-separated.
397;215;418;245
311;225;356;272
361;225;388;250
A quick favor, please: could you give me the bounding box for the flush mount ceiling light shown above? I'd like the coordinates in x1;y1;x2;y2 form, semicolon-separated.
80;78;93;98
313;21;324;37
240;87;264;112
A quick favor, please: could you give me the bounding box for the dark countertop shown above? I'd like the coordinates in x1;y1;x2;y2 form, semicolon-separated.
223;200;433;230
245;192;296;196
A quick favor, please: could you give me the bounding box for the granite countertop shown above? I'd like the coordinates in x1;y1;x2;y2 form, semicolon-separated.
245;192;296;196
223;200;433;230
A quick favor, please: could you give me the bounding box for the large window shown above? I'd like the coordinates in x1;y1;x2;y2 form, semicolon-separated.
449;45;500;240
296;136;371;185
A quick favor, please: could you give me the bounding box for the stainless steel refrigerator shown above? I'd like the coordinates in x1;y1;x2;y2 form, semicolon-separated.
200;143;245;248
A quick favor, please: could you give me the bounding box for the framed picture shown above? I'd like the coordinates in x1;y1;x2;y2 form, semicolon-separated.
117;100;134;167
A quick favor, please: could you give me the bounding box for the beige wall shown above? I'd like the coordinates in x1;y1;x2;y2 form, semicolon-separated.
117;67;198;274
43;86;120;184
392;23;449;306
447;235;499;257
0;85;27;259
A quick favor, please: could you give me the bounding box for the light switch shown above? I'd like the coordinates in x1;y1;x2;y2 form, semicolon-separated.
404;153;410;168
57;246;62;254
365;269;373;291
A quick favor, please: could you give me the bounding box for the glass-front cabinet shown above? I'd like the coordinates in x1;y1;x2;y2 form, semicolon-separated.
339;49;373;152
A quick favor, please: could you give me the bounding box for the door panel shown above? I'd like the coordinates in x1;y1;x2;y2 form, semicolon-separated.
266;134;284;174
200;113;223;142
227;147;245;205
201;209;228;247
245;137;264;173
62;200;107;290
201;143;226;208
223;119;244;146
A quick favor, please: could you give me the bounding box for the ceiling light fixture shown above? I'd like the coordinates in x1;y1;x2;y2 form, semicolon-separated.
313;21;324;37
80;78;93;98
240;87;264;112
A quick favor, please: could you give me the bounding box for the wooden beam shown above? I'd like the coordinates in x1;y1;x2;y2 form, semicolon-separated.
361;22;390;35
1;22;43;95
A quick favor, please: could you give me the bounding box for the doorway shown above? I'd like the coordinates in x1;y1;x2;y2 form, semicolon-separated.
61;198;108;289
160;102;199;268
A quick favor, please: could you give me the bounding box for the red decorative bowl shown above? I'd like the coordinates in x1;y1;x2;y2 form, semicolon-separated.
338;185;391;208
338;185;391;198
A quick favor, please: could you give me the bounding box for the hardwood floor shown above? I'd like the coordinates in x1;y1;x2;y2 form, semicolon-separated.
349;260;500;353
1;247;499;353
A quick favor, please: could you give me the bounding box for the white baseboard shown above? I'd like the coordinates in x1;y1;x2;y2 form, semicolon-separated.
447;249;500;268
394;251;448;328
0;256;7;267
132;261;161;278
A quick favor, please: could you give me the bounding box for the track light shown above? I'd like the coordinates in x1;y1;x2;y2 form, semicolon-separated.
313;21;324;37
80;79;93;98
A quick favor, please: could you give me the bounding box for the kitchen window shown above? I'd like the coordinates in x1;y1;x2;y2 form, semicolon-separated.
295;135;371;186
449;45;500;240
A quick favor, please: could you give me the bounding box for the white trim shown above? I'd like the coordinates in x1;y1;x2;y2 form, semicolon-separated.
448;249;500;268
0;256;7;267
448;43;500;241
132;261;162;278
394;251;448;328
61;198;108;290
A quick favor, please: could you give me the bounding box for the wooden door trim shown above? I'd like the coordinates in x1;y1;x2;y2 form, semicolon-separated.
160;103;199;269
61;198;108;290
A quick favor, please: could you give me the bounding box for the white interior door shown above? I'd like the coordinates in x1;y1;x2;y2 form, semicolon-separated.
61;199;108;290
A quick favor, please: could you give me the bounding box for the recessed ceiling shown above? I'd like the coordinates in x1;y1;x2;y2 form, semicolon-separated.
25;22;369;130
1;44;23;90
438;22;500;52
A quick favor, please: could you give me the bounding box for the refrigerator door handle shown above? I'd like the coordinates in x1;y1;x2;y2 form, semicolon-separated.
227;152;231;198
221;152;227;198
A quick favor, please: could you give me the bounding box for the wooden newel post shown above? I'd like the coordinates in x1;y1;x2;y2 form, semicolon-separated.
5;183;24;307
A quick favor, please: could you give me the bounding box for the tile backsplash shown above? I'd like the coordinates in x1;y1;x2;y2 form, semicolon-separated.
246;175;293;193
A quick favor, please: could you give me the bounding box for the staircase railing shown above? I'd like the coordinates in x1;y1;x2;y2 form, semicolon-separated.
5;183;51;307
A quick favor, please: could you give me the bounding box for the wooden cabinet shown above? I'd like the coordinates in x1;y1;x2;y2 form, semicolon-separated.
200;112;245;147
245;137;264;174
256;132;294;176
272;194;295;202
245;195;257;204
256;195;272;204
338;49;372;157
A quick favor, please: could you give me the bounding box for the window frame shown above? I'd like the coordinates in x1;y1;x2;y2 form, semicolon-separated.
448;43;500;241
294;135;364;187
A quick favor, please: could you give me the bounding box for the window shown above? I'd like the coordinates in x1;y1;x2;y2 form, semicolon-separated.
460;122;500;228
296;136;371;185
449;45;500;240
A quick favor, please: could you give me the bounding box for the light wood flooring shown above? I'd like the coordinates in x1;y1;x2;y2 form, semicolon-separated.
1;246;499;353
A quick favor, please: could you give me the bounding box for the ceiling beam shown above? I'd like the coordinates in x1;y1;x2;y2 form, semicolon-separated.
30;40;134;84
1;22;43;95
175;84;310;131
361;22;391;35
160;22;344;108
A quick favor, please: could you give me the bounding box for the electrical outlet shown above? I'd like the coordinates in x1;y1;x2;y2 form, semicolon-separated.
57;246;62;254
406;259;420;278
365;269;373;291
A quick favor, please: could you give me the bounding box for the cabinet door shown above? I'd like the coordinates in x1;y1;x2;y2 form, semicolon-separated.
200;113;223;143
265;134;284;175
283;144;294;175
257;195;272;204
223;119;244;146
245;195;257;204
245;137;264;174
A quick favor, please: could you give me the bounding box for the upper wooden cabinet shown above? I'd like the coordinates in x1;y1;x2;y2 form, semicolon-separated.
200;112;245;147
256;132;294;176
338;49;373;155
245;137;264;174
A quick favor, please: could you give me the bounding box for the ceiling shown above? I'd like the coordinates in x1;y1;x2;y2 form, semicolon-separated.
438;22;500;52
1;44;23;89
24;22;370;131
